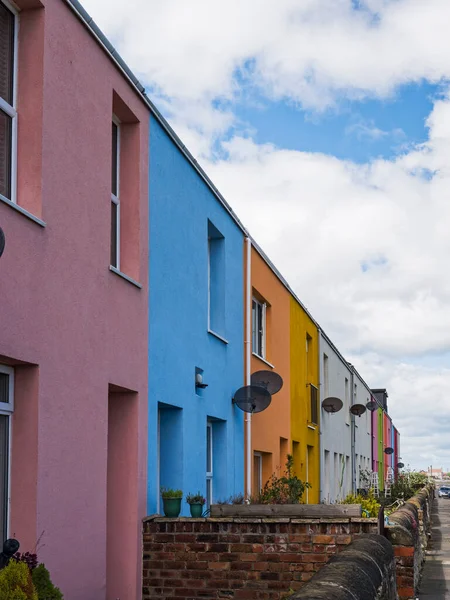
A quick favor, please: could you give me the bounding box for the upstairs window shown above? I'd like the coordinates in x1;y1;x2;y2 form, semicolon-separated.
310;384;318;424
110;118;120;269
0;0;16;203
207;221;225;336
252;298;266;358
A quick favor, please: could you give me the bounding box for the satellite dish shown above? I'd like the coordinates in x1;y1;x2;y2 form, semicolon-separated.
322;397;343;413
0;228;5;258
397;462;404;469
251;371;283;395
233;385;271;414
350;404;366;417
384;447;394;455
366;400;377;412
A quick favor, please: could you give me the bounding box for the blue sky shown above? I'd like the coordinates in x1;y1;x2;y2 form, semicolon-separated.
230;82;437;163
84;0;450;470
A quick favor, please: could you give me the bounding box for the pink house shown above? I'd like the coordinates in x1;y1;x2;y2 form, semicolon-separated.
0;0;149;597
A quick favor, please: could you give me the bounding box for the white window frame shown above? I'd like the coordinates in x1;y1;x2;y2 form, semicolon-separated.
0;364;14;541
254;452;262;493
111;116;121;270
206;422;213;509
252;297;266;359
0;0;18;206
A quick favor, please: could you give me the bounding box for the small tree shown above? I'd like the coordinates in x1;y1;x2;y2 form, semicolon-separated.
31;564;63;600
0;560;38;600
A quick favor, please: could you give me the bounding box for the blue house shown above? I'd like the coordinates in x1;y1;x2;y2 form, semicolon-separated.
148;116;246;515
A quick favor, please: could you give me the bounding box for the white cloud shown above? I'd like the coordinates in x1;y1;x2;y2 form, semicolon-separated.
83;0;450;112
80;0;450;468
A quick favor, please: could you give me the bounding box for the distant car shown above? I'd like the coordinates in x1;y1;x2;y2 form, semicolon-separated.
438;487;450;498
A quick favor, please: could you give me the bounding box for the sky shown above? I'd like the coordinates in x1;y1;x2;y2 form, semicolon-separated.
82;0;450;472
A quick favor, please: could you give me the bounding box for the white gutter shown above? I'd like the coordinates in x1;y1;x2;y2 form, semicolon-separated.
245;237;252;498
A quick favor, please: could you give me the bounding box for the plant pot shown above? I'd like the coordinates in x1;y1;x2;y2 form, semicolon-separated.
189;503;204;518
162;497;182;518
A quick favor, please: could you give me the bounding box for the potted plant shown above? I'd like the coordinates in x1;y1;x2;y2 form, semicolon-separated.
186;492;206;517
161;488;183;517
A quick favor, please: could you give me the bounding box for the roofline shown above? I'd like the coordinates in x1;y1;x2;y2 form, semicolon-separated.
63;0;249;237
62;0;393;424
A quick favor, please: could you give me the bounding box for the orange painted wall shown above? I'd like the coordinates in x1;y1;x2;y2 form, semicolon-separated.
246;247;291;494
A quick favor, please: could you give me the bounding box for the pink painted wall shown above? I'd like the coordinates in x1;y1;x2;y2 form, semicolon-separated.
371;406;378;472
0;0;149;598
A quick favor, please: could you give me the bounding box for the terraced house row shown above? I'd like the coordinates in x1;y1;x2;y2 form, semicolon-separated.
0;0;400;598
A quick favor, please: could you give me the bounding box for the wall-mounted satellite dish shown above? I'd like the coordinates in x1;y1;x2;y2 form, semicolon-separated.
366;400;377;412
322;397;343;413
251;370;283;395
350;404;366;417
233;385;271;414
397;462;404;469
384;447;394;455
0;228;5;258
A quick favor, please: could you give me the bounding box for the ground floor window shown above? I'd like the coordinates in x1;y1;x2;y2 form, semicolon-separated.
0;365;13;544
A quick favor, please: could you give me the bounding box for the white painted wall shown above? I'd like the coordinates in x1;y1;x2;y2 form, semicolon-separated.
352;369;373;491
319;334;352;503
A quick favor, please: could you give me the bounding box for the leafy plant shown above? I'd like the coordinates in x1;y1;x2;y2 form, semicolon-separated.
341;490;381;517
31;564;63;600
160;487;182;499
254;455;311;504
0;559;38;599
186;492;206;505
13;553;38;572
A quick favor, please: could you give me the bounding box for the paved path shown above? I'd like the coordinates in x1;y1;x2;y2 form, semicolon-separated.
419;497;450;598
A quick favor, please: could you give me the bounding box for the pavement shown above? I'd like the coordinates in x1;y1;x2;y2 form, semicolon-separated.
419;496;450;598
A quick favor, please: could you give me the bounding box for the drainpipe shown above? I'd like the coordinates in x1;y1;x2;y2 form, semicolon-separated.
350;366;357;494
318;328;323;502
245;237;252;499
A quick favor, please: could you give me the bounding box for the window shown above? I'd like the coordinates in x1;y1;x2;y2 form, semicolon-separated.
253;452;262;494
206;422;213;509
0;0;17;203
306;334;312;376
345;377;349;425
252;298;266;358
0;365;13;545
310;384;318;424
110;119;120;269
207;221;225;336
323;354;329;399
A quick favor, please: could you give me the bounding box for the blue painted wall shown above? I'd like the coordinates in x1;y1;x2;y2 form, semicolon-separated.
148;116;245;515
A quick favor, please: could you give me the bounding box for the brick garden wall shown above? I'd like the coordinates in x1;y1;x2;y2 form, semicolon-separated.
142;516;379;599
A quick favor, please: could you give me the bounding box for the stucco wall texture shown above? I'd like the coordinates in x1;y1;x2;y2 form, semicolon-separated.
148;116;245;515
0;0;149;598
249;248;291;491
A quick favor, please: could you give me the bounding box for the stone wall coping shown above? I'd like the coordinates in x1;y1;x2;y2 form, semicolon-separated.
288;534;395;600
142;514;378;524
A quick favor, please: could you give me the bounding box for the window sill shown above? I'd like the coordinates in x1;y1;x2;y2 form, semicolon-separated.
0;195;46;227
208;329;229;344
252;352;275;369
307;424;317;430
109;266;142;289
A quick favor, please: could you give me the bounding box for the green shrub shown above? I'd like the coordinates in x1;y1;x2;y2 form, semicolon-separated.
31;564;63;600
254;455;311;504
0;560;38;599
341;490;381;517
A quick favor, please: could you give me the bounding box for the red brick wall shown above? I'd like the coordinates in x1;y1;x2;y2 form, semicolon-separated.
143;516;379;599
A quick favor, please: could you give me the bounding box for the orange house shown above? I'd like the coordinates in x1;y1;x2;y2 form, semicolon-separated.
245;244;291;495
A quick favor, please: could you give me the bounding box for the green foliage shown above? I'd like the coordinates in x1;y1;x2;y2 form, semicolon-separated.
186;491;206;505
254;455;311;505
382;469;429;505
0;560;38;599
31;564;63;600
341;490;381;517
160;487;183;498
216;493;245;505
